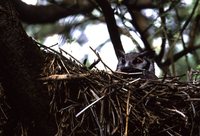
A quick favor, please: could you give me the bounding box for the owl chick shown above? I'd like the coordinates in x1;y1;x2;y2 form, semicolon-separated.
116;51;157;79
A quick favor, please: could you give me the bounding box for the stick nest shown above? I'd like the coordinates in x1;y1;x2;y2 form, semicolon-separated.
1;48;200;136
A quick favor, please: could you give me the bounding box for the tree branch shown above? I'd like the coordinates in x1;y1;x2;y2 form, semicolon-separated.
13;0;94;24
156;7;167;63
124;2;152;51
162;45;200;68
180;0;199;34
95;0;125;59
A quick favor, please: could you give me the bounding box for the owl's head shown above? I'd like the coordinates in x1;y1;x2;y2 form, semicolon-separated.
116;51;155;74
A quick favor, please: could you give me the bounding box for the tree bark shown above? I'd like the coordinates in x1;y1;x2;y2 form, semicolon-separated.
0;0;56;135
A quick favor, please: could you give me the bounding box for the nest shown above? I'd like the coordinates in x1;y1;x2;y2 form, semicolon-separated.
39;46;200;136
1;46;200;136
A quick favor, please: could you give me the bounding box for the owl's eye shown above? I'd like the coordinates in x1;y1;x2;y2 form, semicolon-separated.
132;57;143;64
121;58;126;64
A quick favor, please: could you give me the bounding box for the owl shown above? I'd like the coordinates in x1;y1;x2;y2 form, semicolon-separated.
116;51;157;79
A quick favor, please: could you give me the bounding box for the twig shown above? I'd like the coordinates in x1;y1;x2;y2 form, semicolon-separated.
90;47;114;72
38;73;90;81
75;95;105;117
83;93;103;136
59;48;84;67
180;0;199;34
124;90;131;136
88;58;100;70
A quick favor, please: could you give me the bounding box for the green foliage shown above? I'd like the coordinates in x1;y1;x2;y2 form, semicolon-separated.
196;65;200;70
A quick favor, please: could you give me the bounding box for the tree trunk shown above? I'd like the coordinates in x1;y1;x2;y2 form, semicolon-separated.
0;0;56;135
